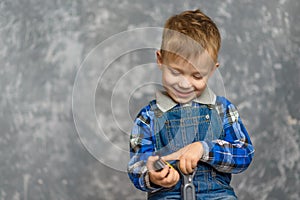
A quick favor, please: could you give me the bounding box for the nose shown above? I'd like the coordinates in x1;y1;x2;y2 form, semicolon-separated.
178;76;192;89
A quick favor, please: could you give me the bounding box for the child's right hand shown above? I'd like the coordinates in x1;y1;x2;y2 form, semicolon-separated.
161;142;203;175
146;156;180;188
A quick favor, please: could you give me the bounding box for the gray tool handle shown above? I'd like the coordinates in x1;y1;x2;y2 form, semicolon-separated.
153;158;166;172
177;162;197;200
182;182;196;200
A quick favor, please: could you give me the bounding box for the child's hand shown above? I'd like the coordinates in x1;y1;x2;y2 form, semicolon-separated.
162;142;203;174
146;156;180;188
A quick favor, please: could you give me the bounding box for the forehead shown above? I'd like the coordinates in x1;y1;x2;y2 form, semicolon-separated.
164;51;214;74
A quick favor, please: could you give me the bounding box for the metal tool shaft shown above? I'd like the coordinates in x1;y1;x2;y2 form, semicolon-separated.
177;162;196;200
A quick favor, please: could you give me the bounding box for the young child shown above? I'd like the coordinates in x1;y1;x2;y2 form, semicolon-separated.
128;9;254;199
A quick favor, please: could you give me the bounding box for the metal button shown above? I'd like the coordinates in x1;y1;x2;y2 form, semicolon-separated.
205;114;210;120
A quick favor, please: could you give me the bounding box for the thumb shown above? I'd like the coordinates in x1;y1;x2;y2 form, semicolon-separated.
161;151;181;161
146;155;159;171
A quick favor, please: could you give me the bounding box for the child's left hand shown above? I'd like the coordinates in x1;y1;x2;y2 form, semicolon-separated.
162;142;203;174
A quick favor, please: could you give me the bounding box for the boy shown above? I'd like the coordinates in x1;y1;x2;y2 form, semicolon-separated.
128;9;254;199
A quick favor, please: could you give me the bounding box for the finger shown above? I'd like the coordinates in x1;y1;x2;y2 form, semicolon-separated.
185;159;193;174
169;168;180;183
162;169;178;188
191;160;198;169
164;171;175;187
159;165;170;178
149;167;168;181
179;158;188;175
148;155;159;163
146;155;159;171
173;169;180;183
161;151;181;161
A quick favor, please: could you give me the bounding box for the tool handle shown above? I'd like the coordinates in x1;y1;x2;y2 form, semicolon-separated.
182;183;196;200
153;158;166;171
177;161;197;200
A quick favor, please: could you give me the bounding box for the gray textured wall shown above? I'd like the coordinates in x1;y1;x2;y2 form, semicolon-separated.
1;0;299;199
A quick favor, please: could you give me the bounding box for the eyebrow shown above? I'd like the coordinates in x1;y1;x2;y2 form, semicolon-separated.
168;65;208;76
168;66;182;72
192;72;203;76
194;69;209;76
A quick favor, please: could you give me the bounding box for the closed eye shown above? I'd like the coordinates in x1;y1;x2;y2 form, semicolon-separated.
169;68;181;76
193;74;203;80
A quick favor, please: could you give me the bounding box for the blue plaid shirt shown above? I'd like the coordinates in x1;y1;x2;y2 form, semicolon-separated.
128;88;254;192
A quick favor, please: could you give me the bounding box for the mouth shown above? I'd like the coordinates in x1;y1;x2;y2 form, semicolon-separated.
173;89;195;98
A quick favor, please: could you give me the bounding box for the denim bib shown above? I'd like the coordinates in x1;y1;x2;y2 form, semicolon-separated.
148;101;237;200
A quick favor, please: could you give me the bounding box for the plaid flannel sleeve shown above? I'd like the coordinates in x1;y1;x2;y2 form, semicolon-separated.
200;96;255;174
127;104;161;192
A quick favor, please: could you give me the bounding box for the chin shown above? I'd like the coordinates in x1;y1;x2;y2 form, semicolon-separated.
171;95;194;104
166;88;197;103
176;99;193;104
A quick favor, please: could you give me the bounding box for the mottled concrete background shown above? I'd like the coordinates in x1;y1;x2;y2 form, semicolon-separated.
0;0;299;199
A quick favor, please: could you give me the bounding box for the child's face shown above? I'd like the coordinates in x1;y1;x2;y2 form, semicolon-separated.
157;51;218;104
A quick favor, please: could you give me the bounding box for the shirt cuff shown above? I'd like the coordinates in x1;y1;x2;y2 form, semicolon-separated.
200;141;210;161
144;171;163;192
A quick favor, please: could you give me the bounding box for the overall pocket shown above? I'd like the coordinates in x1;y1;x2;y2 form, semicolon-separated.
211;170;233;190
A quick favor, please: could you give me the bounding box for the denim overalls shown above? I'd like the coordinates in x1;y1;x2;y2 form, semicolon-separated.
148;101;237;200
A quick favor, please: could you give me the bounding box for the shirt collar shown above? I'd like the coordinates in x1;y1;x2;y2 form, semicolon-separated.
156;87;216;112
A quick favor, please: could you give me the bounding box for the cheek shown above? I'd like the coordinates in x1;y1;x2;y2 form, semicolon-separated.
162;73;178;85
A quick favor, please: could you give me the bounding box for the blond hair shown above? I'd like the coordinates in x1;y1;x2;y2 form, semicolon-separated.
160;9;221;63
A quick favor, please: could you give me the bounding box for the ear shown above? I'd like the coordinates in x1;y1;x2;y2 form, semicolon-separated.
209;62;219;77
156;50;163;69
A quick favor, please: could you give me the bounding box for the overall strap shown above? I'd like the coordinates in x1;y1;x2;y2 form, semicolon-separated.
149;100;164;153
149;100;164;118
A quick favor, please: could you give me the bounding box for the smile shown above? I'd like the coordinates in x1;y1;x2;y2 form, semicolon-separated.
173;89;195;98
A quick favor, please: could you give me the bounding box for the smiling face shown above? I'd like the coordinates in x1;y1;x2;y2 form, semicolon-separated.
157;50;218;104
